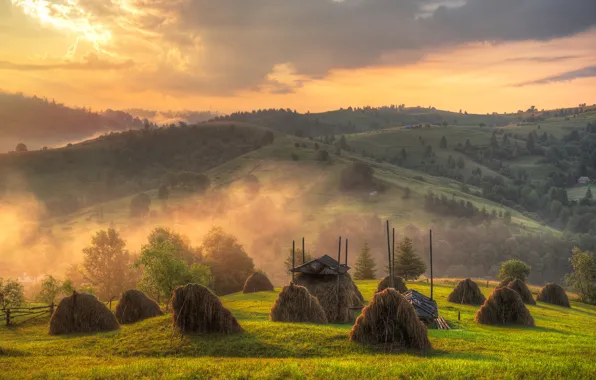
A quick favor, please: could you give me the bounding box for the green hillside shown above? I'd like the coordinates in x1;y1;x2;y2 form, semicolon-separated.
1;280;594;379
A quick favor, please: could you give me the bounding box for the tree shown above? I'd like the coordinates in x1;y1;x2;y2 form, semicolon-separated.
354;241;376;280
201;227;255;295
400;148;408;161
498;259;531;282
157;185;170;200
35;275;69;304
0;278;25;308
316;150;329;162
15;143;27;153
585;187;593;201
130;193;151;217
147;227;202;265
82;229;136;300
526;132;535;152
457;156;465;169
284;247;314;271
314;142;320;151
136;241;211;301
503;210;512;225
339;162;374;190
394;237;427;280
565;248;596;304
439;136;447;149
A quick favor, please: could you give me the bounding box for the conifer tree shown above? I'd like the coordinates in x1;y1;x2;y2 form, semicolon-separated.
354;241;376;280
394;237;426;280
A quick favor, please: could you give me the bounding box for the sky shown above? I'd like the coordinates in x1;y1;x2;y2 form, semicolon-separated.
1;0;595;114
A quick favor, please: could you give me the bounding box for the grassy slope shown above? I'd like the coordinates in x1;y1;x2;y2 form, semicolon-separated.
1;281;595;379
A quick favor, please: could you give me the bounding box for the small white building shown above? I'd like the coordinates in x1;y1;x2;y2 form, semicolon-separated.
578;176;591;185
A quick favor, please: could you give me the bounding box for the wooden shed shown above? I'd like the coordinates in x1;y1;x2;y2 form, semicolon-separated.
290;254;350;275
404;289;438;322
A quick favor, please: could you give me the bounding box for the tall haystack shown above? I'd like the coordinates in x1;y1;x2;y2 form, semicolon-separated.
536;283;570;308
447;278;486;305
507;279;536;305
295;273;360;324
475;287;535;327
171;283;242;334
49;292;119;335
349;288;431;352
115;289;163;324
376;276;408;294
270;283;328;324
243;271;274;293
497;277;513;288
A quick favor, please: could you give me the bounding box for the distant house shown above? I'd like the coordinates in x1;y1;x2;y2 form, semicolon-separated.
578;176;591;185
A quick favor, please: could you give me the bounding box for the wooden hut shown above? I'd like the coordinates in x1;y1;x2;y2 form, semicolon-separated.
404;289;438;324
290;254;350;276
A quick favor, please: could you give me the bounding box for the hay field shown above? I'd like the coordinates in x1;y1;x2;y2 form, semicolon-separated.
1;280;595;379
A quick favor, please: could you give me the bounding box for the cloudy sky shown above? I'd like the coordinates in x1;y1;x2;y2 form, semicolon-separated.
1;0;595;113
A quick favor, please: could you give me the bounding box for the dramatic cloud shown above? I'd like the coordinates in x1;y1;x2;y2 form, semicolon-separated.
6;0;596;96
0;53;134;71
517;65;596;87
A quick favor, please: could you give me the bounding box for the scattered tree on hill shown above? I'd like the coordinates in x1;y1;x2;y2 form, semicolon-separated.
0;278;25;308
35;275;71;304
260;130;274;146
201;227;255;295
354;241;376;280
314;142;320;151
394;237;427;280
498;259;531;282
565;248;596;304
15;143;27;153
82;229;137;300
130;193;151;217
157;185;170;200
401;148;408;161
439;136;447;149
403;187;411;199
147;227;202;265
284;248;314;271
585;187;593;201
526;132;535;152
316;149;329;162
503;210;512;225
339;162;374;190
136;240;211;301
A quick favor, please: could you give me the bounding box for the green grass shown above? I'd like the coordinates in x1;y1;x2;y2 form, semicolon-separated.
2;281;595;379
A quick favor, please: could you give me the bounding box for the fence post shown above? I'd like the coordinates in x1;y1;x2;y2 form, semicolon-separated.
458;311;461;321
5;308;10;326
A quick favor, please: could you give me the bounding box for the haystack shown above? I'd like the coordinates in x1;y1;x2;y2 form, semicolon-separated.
270;283;328;324
536;283;570;308
447;278;486;305
376;276;408;294
171;283;242;334
115;289;163;324
506;279;536;305
49;292;119;335
497;277;513;288
243;271;274;293
349;288;431;352
295;273;361;324
475;287;535;326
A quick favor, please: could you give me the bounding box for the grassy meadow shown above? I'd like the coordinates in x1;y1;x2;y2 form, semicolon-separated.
1;280;595;379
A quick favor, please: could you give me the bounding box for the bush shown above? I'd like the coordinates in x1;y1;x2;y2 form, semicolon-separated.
498;259;531;282
339;162;374;191
316;150;329;162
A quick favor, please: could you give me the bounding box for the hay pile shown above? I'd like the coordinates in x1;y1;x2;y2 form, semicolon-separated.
376;276;408;294
475;287;535;327
349;288;431;352
243;271;274;293
447;278;486;305
270;283;328;324
115;289;163;324
295;273;361;324
171;283;242;334
506;279;536;305
49;292;120;335
536;283;571;308
497;277;513;288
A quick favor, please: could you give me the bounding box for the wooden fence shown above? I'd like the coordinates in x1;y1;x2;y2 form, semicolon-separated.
1;303;55;326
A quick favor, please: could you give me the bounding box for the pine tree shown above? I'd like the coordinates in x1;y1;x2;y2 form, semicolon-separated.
394;237;426;280
439;136;447;149
585;187;593;200
354;241;376;280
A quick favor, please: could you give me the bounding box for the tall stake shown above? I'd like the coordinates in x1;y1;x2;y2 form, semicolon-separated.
429;230;434;301
386;220;391;287
292;240;295;283
345;239;349;266
392;227;396;288
302;237;305;264
337;236;342;304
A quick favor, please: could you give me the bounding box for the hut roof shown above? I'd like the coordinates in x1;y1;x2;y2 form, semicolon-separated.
404;289;438;319
290;254;350;275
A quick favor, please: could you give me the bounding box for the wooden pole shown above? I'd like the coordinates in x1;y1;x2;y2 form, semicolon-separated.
429;229;434;301
302;237;305;264
345;239;349;266
292;240;295;283
392;227;395;287
386;220;392;287
337;236;342;305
